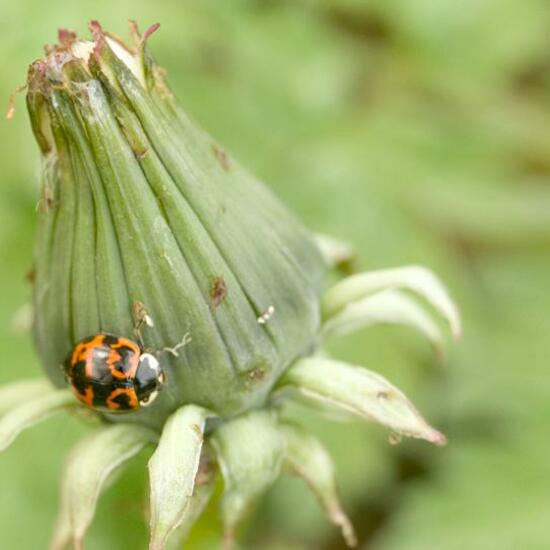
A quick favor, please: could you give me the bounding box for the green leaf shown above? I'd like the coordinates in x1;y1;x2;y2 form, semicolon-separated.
0;389;75;452
211;410;284;546
148;404;210;550
281;423;356;547
51;424;155;550
276;357;445;445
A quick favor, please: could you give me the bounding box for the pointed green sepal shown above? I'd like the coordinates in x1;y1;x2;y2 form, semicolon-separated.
281;423;357;547
51;424;155;550
0;378;53;418
276;357;446;445
0;388;75;452
211;410;284;547
322;266;462;339
322;289;446;357
148;405;210;550
166;446;218;549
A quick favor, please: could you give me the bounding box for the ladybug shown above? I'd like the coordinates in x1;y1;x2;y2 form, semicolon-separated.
64;334;165;411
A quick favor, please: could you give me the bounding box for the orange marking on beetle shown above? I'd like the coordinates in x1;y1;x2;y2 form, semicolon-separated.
106;387;139;410
82;337;108;379
107;348;122;368
108;336;140;353
73;386;94;408
71;335;104;366
108;337;140;379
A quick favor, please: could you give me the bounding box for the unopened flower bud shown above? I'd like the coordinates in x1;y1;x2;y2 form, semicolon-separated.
27;22;326;427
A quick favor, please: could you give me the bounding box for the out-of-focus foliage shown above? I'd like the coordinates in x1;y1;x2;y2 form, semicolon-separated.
1;0;549;548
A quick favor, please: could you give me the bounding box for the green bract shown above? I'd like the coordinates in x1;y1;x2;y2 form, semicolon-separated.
1;22;462;549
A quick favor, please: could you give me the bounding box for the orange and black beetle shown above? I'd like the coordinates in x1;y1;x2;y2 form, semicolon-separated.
64;334;165;411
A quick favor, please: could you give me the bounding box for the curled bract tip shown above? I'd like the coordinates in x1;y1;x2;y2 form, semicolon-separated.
143;23;161;42
57;28;77;47
88;19;103;36
6;83;26;120
127;20;161;50
429;429;448;447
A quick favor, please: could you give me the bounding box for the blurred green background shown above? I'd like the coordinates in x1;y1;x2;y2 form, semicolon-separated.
2;0;550;548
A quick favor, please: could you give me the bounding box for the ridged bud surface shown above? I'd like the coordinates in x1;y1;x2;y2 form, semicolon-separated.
27;25;326;426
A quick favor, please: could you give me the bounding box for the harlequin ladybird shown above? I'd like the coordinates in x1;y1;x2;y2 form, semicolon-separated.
64;334;165;411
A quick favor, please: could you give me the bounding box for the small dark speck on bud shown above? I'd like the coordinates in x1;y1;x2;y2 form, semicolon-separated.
212;144;231;171
136;147;150;160
190;423;204;441
37;186;55;212
247;367;266;383
388;433;402;446
211;276;228;307
26;269;36;285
